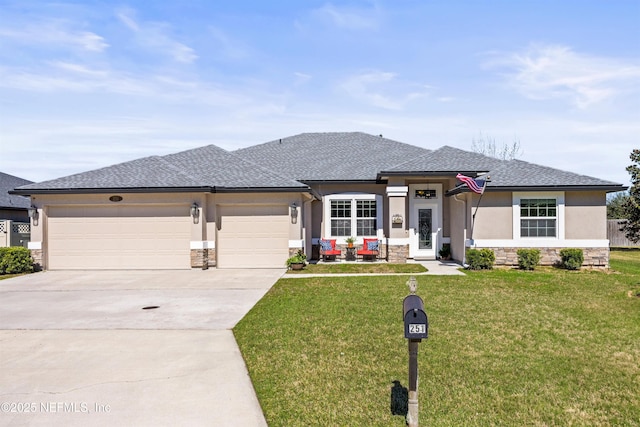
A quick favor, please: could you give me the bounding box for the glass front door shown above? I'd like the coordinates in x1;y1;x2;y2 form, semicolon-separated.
418;208;433;250
410;202;439;259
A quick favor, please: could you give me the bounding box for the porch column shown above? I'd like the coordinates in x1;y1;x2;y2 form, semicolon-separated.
386;186;409;263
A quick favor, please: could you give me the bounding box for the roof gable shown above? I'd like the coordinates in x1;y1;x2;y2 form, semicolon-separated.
383;145;504;174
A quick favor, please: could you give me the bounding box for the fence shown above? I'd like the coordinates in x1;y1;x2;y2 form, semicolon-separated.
608;219;639;247
0;220;31;248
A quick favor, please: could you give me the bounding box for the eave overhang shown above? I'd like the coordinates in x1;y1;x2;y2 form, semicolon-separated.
377;171;485;180
445;184;628;197
0;206;30;211
10;185;311;196
213;186;311;194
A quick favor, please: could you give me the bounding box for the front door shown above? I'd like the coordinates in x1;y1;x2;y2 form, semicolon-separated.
410;204;439;259
409;184;442;260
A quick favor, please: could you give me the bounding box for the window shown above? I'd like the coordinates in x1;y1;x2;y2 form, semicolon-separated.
520;198;557;237
326;194;382;238
330;200;352;236
356;200;377;236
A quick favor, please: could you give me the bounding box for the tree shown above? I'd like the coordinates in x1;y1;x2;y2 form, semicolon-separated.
471;132;522;160
620;149;640;242
607;191;630;219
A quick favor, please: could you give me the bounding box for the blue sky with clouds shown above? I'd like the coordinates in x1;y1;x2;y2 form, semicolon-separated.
1;0;638;187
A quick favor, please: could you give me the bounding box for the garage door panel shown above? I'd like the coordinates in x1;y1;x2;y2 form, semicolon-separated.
217;205;289;269
48;206;190;270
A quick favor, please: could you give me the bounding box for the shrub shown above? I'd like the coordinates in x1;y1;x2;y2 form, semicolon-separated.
517;248;541;270
466;248;495;270
559;248;584;270
0;247;34;275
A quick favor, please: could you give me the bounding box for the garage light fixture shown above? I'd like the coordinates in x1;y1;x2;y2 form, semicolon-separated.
27;206;39;225
191;202;200;224
290;202;298;224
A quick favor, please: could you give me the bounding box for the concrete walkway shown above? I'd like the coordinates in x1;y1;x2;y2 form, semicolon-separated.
412;260;466;275
282;260;465;278
0;269;283;427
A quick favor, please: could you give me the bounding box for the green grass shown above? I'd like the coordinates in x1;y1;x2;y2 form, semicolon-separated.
287;263;428;274
235;252;640;426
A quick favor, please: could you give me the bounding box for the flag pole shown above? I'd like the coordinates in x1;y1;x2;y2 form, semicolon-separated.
468;180;487;242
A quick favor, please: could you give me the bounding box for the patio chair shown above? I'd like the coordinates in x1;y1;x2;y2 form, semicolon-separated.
319;239;341;261
357;238;380;261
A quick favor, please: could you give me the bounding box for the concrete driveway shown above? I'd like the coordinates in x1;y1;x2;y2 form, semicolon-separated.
0;269;283;426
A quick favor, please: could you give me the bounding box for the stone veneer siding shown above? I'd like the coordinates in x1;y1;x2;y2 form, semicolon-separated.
487;247;610;268
289;248;301;258
190;249;216;269
387;244;409;263
30;249;43;271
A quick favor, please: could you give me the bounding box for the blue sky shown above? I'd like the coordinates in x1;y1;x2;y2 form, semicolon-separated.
0;0;638;187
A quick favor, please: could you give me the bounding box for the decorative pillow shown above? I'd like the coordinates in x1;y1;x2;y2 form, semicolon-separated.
367;240;379;251
320;240;333;251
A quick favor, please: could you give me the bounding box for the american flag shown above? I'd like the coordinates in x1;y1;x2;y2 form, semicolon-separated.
456;173;486;194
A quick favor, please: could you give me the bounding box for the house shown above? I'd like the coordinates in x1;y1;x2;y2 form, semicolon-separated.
11;132;625;270
1;172;33;247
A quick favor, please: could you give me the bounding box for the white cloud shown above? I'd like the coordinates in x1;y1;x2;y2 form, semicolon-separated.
487;44;640;109
340;71;431;110
294;72;312;86
0;23;108;52
310;2;381;31
116;8;198;64
0;62;254;108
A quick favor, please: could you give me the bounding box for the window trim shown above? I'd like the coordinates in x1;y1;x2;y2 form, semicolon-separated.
324;193;383;242
513;192;564;240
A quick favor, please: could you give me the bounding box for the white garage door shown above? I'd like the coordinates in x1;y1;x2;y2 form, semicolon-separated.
216;205;289;268
48;205;191;270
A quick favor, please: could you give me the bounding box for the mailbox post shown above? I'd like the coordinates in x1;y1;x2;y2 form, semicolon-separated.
403;277;428;427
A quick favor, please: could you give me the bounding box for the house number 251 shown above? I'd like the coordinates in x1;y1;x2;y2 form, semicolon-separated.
409;324;426;334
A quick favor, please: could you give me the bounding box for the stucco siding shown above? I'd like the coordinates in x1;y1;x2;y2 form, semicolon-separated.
473;192;513;239
565;191;607;239
449;194;467;262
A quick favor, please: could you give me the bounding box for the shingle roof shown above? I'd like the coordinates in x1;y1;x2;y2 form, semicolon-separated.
14;145;307;194
382;145;504;174
234;132;430;181
12;132;625;195
162;145;308;189
0;172;32;209
485;159;623;188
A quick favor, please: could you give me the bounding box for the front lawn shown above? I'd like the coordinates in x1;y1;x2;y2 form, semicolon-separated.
286;263;428;274
235;251;640;426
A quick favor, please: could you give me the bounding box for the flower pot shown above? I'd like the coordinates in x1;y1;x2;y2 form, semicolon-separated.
290;263;305;270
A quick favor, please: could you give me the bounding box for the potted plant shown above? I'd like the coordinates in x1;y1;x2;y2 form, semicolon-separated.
286;250;307;270
438;244;451;260
346;236;356;248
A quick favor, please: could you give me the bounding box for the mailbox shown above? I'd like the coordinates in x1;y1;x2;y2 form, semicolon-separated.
403;294;428;340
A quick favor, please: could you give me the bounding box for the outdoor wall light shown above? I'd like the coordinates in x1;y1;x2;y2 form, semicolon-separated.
27;206;39;226
191;202;200;224
290;202;298;224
